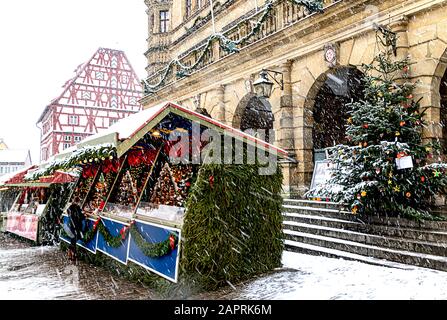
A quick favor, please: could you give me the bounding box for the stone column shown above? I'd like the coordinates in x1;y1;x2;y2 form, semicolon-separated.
215;85;226;124
278;60;299;198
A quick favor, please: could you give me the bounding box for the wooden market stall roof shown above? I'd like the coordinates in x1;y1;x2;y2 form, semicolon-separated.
1;166;77;188
75;101;289;159
0;165;38;186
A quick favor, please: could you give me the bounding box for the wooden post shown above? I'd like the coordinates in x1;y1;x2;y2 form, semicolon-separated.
133;146;164;215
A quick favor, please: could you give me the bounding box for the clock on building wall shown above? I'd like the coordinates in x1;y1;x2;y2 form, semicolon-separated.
324;43;338;67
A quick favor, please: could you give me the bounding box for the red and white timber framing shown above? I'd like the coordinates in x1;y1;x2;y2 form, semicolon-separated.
37;48;143;161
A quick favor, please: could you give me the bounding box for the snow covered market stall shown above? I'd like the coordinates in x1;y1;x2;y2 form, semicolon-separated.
0;166;77;243
33;101;287;292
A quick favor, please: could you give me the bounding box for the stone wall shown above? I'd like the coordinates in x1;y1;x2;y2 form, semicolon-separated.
142;0;447;197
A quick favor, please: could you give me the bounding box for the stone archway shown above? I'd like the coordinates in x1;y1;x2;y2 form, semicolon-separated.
233;93;274;141
435;48;447;154
305;66;365;162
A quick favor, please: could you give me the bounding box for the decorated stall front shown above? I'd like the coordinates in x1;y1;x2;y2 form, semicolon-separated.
1;168;77;243
35;101;287;289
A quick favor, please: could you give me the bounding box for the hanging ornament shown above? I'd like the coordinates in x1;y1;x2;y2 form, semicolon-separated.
361;191;367;197
433;170;441;177
421;176;425;182
406;192;411;198
400;121;405;127
93;217;101;230
351;206;358;214
169;234;176;250
395;132;401;136
363;123;369;129
375;168;381;174
347;117;353;124
357;194;361;200
388;179;392;185
407;94;413;99
396;152;407;159
363;142;368;147
393;185;401;192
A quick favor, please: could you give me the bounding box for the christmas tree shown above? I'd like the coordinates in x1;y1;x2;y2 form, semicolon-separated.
310;26;447;220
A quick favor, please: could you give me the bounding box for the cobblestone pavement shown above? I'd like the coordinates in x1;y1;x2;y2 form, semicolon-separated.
0;233;157;300
3;232;447;300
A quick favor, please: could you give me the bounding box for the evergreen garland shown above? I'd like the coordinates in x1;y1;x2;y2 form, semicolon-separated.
130;226;179;258
63;217;178;258
143;0;324;94
26;144;117;181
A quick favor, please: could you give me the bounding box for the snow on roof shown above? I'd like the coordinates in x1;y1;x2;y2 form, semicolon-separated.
80;101;168;144
0;149;30;163
80;101;288;156
0;165;35;185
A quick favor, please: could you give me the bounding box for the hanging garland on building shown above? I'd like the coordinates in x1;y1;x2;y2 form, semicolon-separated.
142;0;324;94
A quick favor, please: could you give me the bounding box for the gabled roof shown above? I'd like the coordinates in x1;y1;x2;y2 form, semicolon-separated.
0;149;30;164
37;47;141;124
78;101;288;158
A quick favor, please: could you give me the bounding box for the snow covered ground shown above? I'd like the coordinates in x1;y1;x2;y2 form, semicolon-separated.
224;251;447;300
1;233;447;300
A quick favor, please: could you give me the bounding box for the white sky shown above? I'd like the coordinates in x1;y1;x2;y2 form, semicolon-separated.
0;0;148;164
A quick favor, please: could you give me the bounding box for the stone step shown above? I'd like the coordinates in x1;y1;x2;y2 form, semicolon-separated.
284;240;420;270
282;212;447;243
282;203;447;230
283;230;447;272
283;221;447;256
283;199;344;210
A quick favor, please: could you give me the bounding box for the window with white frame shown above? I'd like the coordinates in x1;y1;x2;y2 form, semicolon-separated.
74;136;82;143
64;135;71;141
111;95;118;108
63;143;71;150
68;115;79;125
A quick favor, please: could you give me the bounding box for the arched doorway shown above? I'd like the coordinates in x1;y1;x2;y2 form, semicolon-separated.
440;70;447;153
233;93;274;142
311;66;365;160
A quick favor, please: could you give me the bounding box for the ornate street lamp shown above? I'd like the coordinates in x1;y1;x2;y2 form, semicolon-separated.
253;69;284;98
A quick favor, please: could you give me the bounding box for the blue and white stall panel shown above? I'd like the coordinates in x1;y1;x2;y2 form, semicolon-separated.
128;220;181;283
60;215;98;254
96;216;130;265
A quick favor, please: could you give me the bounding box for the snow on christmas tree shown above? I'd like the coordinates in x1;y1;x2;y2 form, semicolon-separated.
308;25;447;220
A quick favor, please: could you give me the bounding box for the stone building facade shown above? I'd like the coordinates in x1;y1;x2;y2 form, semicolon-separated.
141;0;447;197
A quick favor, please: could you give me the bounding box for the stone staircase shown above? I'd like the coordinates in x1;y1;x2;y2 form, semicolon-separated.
282;199;447;271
